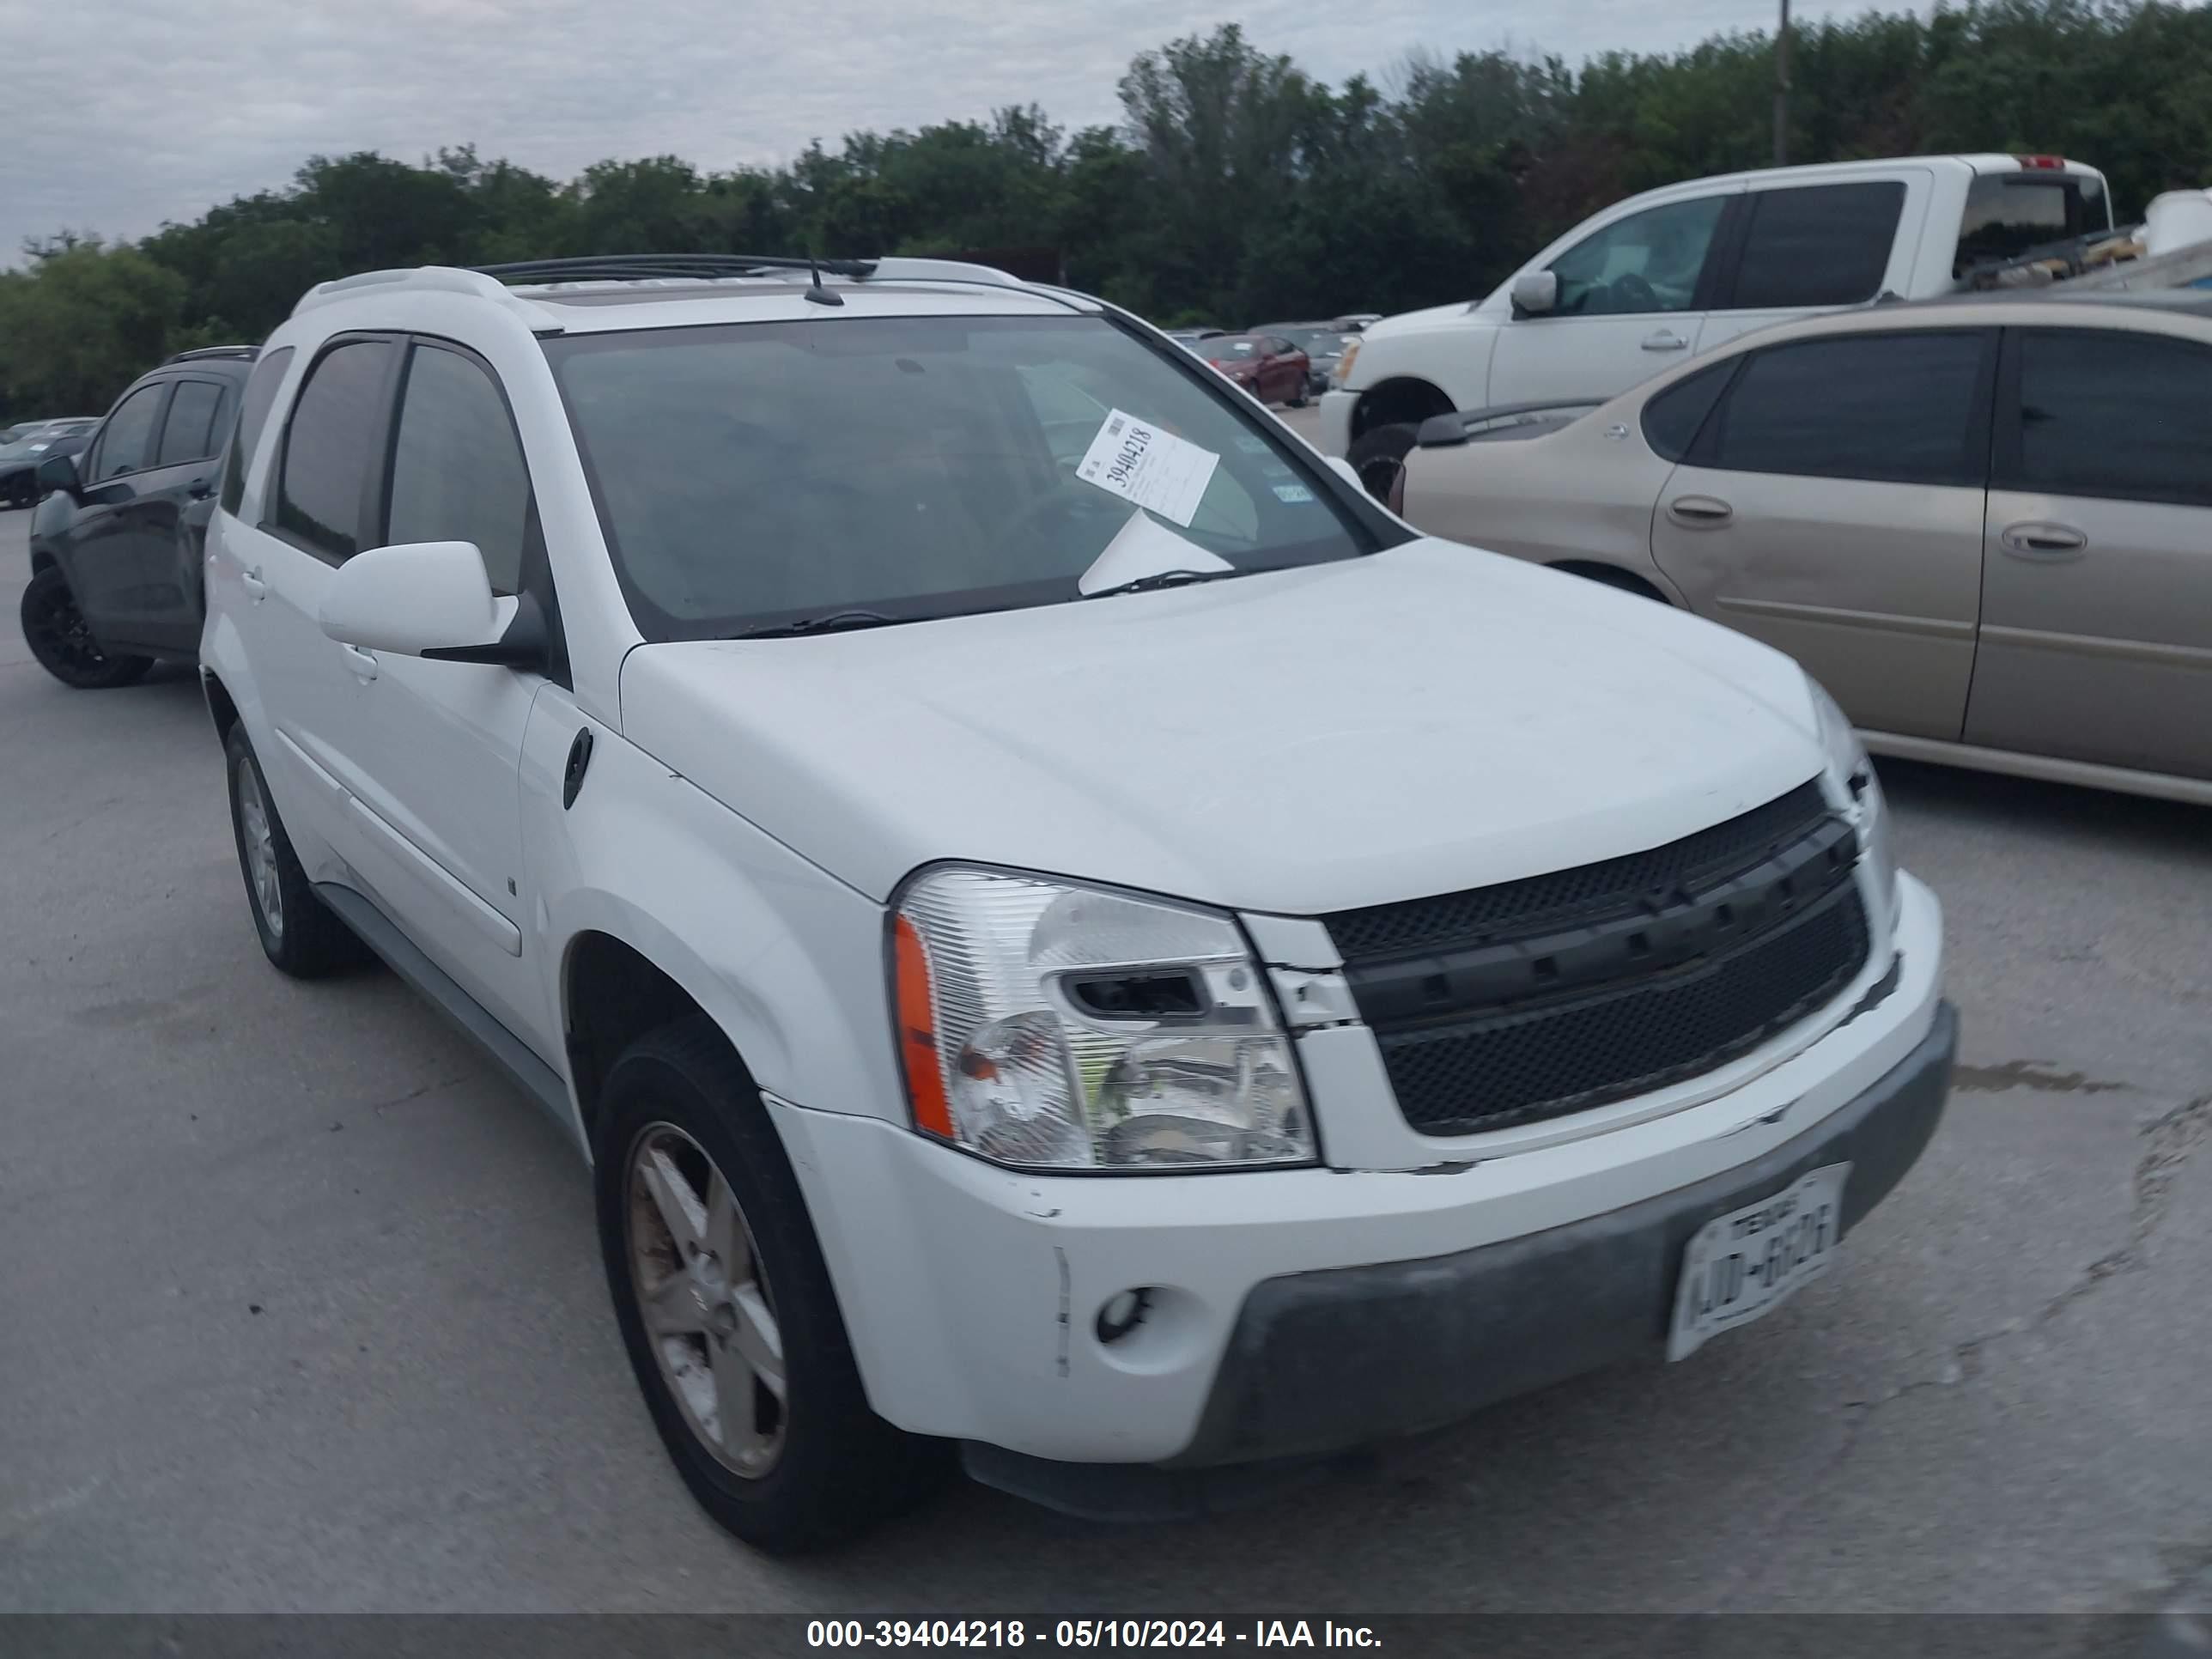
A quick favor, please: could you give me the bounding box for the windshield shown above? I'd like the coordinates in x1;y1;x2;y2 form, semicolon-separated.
1208;337;1264;358
544;313;1374;639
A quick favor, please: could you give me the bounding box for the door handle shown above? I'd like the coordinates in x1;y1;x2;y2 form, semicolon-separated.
341;644;379;682
1999;522;2087;560
186;478;211;501
1642;330;1690;351
240;567;267;601
1668;495;1735;526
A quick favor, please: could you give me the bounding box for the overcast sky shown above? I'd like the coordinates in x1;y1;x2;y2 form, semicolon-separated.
8;0;1889;268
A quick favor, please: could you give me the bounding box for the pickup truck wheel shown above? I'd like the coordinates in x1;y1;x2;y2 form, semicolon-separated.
596;1017;952;1553
1346;422;1418;502
224;726;370;977
20;567;153;690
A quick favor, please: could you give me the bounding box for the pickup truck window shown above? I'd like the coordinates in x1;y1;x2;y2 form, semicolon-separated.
2004;329;2212;508
545;313;1374;641
1705;330;1989;487
1725;182;1905;309
1549;197;1727;317
1954;175;2106;277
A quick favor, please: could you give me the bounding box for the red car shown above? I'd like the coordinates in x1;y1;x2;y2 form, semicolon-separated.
1200;334;1312;406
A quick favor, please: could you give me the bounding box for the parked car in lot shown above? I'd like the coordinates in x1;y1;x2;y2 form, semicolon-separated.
1199;331;1312;404
0;418;98;507
1391;289;2212;804
1323;153;2112;484
20;346;258;688
1249;322;1361;394
200;252;1951;1554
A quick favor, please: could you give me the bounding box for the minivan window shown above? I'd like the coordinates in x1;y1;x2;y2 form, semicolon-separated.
385;343;532;595
271;340;394;562
1726;182;1905;309
220;348;296;516
2008;329;2212;507
1707;331;1989;486
1954;175;2106;277
155;380;226;467
544;313;1378;641
88;383;168;482
1548;196;1727;317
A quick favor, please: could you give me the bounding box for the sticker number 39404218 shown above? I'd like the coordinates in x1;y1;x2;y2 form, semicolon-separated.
1075;410;1220;527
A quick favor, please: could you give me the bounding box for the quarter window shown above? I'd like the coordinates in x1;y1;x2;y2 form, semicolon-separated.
1706;331;1989;487
155;380;226;466
1641;361;1736;462
385;344;533;596
272;339;395;562
1725;183;1905;309
2007;329;2212;507
1548;197;1727;317
219;348;295;516
87;383;168;482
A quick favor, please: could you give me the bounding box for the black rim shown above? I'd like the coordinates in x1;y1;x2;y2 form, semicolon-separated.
26;576;112;678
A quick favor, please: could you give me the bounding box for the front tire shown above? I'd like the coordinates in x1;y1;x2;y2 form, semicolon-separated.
20;567;153;689
595;1016;951;1553
224;725;369;977
1346;422;1419;503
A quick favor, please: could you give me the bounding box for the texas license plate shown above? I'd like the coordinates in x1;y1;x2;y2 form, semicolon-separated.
1668;1163;1850;1362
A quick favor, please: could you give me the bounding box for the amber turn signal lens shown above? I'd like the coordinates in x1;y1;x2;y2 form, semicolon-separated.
893;915;954;1139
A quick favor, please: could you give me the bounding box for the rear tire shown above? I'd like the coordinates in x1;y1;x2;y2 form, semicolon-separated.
1346;422;1419;503
20;567;153;690
595;1016;952;1554
224;725;371;977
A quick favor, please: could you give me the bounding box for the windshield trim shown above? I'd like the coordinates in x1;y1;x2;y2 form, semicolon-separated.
542;310;1412;643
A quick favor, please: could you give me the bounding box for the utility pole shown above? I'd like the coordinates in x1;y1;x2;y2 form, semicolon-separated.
1773;0;1792;167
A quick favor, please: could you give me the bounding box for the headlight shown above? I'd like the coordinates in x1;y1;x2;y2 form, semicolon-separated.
1808;678;1899;926
1332;340;1359;386
891;866;1316;1172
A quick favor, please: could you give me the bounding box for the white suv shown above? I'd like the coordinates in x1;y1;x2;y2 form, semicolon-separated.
201;253;1956;1553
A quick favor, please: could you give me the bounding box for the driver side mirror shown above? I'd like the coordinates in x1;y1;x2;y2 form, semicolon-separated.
319;540;542;667
1510;270;1559;318
35;453;82;500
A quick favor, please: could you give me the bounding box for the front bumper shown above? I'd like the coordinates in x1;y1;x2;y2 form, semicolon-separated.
766;875;1948;1496
1315;388;1357;456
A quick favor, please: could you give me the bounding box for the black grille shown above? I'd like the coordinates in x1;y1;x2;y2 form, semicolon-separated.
1323;778;1874;1137
1371;883;1870;1135
1327;780;1832;963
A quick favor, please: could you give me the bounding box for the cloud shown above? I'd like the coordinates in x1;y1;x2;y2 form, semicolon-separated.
5;0;1881;265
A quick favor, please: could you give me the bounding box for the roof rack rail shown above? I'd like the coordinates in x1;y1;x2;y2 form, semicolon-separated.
475;254;878;285
164;344;259;364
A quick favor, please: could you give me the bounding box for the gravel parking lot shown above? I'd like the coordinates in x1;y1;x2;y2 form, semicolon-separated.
2;489;2208;1615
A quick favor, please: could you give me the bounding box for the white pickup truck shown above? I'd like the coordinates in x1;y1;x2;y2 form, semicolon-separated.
1321;154;2113;489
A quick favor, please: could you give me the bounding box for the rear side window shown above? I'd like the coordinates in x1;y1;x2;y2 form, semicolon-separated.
272;339;395;561
1706;331;1990;486
1725;183;1905;309
2004;329;2212;507
1954;175;2107;278
220;348;296;516
87;383;168;482
384;343;533;596
1641;360;1735;461
155;380;226;466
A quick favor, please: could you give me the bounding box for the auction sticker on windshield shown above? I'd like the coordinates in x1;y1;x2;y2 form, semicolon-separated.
1077;410;1219;527
1668;1163;1849;1361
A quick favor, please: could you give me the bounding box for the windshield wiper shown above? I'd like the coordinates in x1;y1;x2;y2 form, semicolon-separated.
1082;568;1237;601
734;609;908;640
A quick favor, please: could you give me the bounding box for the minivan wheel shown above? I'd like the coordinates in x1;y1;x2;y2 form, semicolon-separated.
595;1016;952;1553
20;567;153;689
223;725;370;977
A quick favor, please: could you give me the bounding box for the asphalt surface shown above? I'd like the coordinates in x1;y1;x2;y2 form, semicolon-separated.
2;492;2208;1617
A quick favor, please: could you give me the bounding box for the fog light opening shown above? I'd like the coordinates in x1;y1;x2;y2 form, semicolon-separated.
1095;1287;1154;1346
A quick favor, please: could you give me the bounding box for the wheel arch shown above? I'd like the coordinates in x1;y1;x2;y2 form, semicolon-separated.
1545;560;1674;604
1351;376;1456;442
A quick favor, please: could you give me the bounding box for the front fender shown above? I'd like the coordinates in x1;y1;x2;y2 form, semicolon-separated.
522;696;902;1133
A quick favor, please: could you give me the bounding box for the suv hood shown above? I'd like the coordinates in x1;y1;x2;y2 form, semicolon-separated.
619;541;1826;918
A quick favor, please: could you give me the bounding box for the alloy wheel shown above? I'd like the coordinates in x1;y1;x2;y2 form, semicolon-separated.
234;757;284;939
624;1121;787;1477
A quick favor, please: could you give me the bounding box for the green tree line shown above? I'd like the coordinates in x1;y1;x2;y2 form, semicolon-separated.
6;0;2212;420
